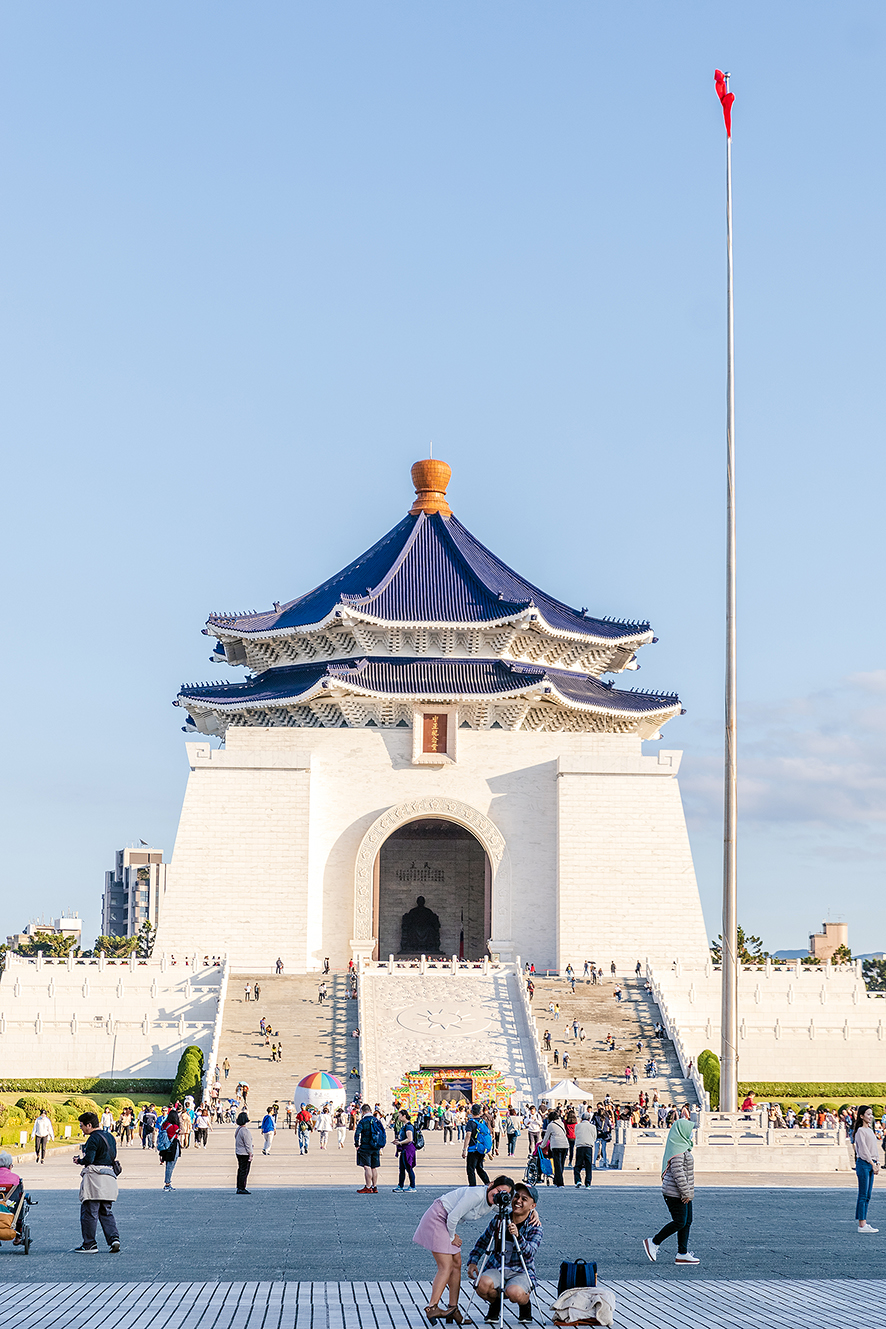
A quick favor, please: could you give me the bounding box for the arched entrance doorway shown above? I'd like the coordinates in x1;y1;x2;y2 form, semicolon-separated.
375;819;490;960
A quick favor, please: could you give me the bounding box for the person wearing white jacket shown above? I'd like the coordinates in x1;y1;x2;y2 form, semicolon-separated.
413;1176;515;1323
31;1109;55;1164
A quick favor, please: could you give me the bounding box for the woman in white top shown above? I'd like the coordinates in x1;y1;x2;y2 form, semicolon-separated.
413;1175;514;1322
316;1109;333;1150
853;1105;881;1232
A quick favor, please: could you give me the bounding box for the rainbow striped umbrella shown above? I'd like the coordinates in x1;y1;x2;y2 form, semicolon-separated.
297;1072;343;1091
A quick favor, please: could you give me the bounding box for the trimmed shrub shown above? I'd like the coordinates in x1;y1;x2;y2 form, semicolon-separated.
172;1046;204;1103
104;1097;136;1113
63;1096;101;1118
0;1105;26;1128
698;1048;721;1109
54;1105;80;1124
15;1095;56;1121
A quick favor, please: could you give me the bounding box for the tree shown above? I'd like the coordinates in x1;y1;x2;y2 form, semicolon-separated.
16;930;79;958
86;934;139;958
830;943;853;966
710;926;768;965
863;959;886;992
137;921;156;959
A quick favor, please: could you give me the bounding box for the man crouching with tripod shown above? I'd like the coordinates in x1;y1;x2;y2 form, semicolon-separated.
467;1182;543;1324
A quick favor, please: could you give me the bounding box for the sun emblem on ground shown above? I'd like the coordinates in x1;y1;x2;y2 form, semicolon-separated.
395;1001;492;1035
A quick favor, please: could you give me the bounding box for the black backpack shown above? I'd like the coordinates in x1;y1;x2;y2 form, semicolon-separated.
558;1260;597;1294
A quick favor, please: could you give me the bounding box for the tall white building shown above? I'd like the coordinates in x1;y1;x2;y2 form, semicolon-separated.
159;459;710;973
102;846;166;938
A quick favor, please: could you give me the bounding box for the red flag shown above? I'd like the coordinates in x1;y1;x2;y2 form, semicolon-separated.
714;69;734;137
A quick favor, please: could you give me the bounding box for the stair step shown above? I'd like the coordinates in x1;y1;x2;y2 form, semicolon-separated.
215;973;359;1109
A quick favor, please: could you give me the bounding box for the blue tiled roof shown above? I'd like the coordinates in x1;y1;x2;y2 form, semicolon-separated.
177;658;679;716
207;512;650;642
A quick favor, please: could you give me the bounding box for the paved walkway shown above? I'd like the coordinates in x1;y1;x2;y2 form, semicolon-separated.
15;1127;860;1191
2;1170;880;1283
8;1279;886;1329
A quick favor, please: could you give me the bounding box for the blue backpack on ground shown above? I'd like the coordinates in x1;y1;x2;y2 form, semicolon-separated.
474;1120;493;1154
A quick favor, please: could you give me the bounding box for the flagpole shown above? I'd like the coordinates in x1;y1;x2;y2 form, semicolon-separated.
718;70;739;1114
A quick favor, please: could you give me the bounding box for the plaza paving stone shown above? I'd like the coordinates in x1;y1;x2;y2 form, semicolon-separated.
3;1128;878;1288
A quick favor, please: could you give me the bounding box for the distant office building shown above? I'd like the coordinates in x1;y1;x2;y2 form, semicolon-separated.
7;914;82;950
102;846;166;938
809;920;849;963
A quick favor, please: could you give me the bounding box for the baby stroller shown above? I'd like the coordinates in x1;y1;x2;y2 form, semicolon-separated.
524;1144;554;1187
0;1182;37;1254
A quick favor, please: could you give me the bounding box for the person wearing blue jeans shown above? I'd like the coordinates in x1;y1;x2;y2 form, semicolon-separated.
853;1105;881;1232
592;1110;611;1169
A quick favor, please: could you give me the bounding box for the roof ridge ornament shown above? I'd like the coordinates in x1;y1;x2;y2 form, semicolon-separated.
409;458;452;516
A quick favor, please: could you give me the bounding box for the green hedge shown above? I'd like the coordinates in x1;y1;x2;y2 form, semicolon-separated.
738;1082;886;1099
172;1046;204;1103
0;1078;172;1094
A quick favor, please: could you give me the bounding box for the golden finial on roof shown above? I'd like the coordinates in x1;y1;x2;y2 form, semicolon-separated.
410;457;452;516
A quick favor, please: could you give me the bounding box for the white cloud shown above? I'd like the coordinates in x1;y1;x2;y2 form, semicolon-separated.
680;671;886;829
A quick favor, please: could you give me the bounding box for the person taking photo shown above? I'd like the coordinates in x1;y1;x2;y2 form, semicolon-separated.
468;1182;543;1323
413;1175;515;1324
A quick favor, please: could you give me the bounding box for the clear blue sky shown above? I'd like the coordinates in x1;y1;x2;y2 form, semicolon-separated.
1;2;883;953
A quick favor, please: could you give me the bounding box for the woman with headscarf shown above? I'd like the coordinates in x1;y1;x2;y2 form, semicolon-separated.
642;1118;699;1265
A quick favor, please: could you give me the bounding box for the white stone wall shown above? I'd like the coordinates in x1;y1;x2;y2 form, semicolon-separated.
557;749;710;974
158;727;707;975
0;954;221;1079
654;961;886;1082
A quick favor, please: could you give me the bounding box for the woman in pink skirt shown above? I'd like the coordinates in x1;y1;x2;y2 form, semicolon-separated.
413;1176;514;1322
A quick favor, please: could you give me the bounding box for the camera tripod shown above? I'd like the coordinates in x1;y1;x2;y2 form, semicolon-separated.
469;1202;533;1329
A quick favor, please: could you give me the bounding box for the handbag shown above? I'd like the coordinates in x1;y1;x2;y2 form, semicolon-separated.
111;1159;123;1177
557;1260;598;1294
536;1146;553;1178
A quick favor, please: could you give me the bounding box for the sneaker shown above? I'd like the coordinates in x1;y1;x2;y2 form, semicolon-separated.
108;1239;121;1253
858;1223;879;1233
675;1252;700;1265
518;1305;533;1322
574;1182;582;1188
371;1186;378;1193
643;1238;658;1262
236;1189;251;1195
484;1298;502;1323
72;1244;99;1253
392;1186;406;1192
357;1186;373;1193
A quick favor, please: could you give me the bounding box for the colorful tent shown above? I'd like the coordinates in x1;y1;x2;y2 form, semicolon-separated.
296;1071;346;1109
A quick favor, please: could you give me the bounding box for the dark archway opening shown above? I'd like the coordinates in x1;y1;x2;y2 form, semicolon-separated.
376;819;490;960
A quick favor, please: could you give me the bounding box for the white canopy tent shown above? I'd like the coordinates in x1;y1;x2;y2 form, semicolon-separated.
544;1079;595;1102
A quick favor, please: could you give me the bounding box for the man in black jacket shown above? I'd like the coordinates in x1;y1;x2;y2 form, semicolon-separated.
72;1112;120;1253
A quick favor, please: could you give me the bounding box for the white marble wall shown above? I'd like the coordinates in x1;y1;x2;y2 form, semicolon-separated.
0;954;221;1078
158;727;708;974
654;961;886;1082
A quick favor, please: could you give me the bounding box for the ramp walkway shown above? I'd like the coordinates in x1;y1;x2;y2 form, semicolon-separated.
359;966;546;1106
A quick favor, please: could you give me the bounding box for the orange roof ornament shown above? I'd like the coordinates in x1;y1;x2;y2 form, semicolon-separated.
409;458;452;516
